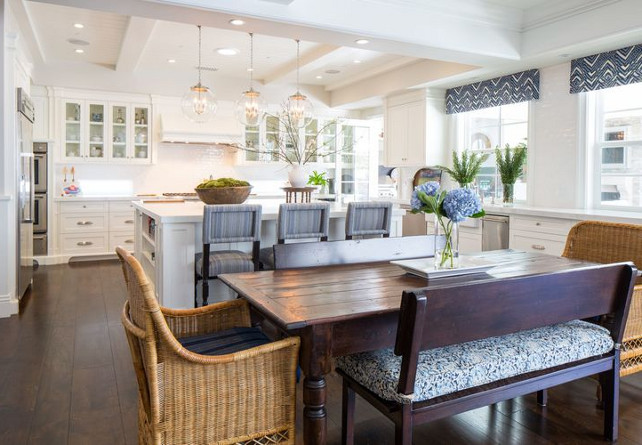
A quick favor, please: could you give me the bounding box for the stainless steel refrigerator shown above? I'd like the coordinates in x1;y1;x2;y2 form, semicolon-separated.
17;88;34;299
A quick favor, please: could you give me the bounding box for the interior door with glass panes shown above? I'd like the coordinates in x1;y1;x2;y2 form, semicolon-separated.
64;101;82;159
111;104;128;160
337;120;376;202
87;102;107;160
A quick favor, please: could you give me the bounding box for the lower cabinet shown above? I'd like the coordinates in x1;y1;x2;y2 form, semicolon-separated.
509;215;577;256
57;199;136;259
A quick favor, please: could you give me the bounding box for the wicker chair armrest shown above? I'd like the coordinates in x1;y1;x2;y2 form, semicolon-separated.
623;284;642;342
161;299;252;338
157;336;300;443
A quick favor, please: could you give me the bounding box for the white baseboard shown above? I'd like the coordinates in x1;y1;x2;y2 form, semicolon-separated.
35;253;118;265
0;293;19;318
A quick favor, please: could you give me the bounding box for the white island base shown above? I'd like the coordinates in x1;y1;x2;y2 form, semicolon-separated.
132;200;403;308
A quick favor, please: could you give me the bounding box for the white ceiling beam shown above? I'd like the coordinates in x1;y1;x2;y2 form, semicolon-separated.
11;0;46;64
261;43;339;85
329;59;477;108
115;16;157;72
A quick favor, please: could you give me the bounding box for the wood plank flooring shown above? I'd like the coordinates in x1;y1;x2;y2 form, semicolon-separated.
0;259;641;444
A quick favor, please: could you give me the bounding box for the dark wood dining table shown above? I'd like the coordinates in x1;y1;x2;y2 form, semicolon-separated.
219;250;595;445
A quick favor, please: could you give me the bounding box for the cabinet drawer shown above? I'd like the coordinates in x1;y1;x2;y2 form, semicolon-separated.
61;233;108;254
110;232;135;252
510;215;575;236
61;214;107;233
109;200;135;212
109;212;136;231
60;201;107;213
510;231;566;256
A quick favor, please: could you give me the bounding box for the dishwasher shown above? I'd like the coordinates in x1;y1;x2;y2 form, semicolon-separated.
482;214;509;251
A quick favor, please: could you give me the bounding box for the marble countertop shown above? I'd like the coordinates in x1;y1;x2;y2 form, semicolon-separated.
133;199;405;223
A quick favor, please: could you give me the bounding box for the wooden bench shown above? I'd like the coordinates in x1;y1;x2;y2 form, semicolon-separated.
336;262;637;445
273;235;444;269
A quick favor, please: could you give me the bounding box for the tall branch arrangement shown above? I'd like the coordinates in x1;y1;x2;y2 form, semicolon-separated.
437;150;489;186
495;142;527;185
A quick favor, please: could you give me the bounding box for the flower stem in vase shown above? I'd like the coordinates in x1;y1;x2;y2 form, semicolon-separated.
435;218;459;269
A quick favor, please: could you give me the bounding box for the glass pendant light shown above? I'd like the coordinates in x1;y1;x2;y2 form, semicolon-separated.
181;25;217;123
286;39;313;128
236;33;266;126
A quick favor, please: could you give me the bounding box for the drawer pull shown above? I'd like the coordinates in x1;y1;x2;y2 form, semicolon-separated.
532;244;546;251
125;220;134;224
76;221;94;226
125;239;134;244
77;241;93;246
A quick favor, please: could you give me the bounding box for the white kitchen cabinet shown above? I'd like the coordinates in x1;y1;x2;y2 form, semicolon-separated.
109;103;151;162
384;91;446;167
32;94;50;141
56;199;136;259
61;99;108;162
459;222;483;253
509;215;577;256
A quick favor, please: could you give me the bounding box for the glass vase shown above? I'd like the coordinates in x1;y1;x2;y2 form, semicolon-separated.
502;183;514;207
434;217;459;269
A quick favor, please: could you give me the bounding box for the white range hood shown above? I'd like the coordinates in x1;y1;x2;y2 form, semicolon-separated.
159;107;243;145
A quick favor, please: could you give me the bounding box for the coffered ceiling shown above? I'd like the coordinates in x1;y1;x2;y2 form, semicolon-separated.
15;0;642;109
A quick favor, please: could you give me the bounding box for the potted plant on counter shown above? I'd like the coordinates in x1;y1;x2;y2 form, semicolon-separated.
307;170;328;193
437;150;489;188
194;177;252;204
495;142;527;206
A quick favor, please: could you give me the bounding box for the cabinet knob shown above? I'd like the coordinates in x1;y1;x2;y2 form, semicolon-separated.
531;244;545;251
77;241;93;246
82;205;87;208
535;222;541;226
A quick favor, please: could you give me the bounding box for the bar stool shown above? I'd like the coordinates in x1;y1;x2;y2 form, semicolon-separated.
345;201;393;240
259;202;331;270
195;204;262;307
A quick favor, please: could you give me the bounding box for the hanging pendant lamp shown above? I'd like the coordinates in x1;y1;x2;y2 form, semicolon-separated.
286;39;313;129
181;25;217;123
236;32;266;126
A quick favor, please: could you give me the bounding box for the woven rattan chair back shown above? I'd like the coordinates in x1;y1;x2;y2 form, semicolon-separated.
562;220;642;376
345;201;393;239
277;202;330;243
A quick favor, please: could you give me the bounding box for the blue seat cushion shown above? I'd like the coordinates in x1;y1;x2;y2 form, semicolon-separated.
336;320;614;404
195;250;254;277
178;326;270;355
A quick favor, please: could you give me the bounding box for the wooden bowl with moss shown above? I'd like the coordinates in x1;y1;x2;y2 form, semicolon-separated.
195;178;252;204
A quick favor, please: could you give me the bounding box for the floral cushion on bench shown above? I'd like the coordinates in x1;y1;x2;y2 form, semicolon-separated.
335;320;613;404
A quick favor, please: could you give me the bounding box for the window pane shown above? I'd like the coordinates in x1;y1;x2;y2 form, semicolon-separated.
599;145;642;206
603;110;642;141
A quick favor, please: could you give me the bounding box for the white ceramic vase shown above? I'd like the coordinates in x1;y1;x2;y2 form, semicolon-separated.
288;164;308;187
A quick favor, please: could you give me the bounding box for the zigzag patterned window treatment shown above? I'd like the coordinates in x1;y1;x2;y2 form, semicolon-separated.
445;69;540;114
570;44;642;94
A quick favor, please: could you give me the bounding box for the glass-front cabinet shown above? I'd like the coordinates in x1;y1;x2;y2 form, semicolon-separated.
61;99;151;164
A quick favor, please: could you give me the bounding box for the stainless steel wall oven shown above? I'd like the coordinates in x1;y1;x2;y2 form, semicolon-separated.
33;142;48;255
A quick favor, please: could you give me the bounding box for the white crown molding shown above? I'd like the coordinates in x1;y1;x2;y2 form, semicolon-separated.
523;0;621;31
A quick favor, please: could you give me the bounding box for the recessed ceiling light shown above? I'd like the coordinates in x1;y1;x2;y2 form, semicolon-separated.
229;19;245;26
216;48;239;56
73;23;84;29
355;39;369;45
316;75;323;79
353;60;362;64
167;58;176;63
75;48;84;54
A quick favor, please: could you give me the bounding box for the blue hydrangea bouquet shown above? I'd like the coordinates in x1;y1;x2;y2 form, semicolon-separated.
411;182;485;269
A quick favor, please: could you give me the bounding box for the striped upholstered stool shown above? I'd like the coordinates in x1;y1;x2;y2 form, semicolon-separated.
345;201;393;240
196;204;262;306
259;202;330;270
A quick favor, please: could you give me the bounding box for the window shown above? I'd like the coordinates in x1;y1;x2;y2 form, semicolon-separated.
456;102;529;201
592;82;642;209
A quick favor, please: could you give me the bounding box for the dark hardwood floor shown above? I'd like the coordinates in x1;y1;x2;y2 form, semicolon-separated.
1;260;641;444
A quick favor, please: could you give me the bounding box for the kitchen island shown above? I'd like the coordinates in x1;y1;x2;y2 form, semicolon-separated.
132;199;404;308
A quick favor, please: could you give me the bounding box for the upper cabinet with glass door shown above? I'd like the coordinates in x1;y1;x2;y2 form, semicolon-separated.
62;100;107;161
60;98;151;164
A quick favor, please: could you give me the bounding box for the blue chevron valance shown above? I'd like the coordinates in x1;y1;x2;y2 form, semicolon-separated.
570;44;642;94
445;69;540;114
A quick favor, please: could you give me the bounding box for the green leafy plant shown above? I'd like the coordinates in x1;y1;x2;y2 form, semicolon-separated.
307;170;328;186
495;142;527;185
437;150;489;186
196;177;250;188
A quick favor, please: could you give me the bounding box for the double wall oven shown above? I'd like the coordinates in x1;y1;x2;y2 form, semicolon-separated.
33;142;48;255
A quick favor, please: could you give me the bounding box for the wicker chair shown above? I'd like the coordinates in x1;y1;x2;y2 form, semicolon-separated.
117;246;299;445
562;220;642;376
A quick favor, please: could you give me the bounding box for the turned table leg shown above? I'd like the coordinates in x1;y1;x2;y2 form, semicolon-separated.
303;376;327;444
